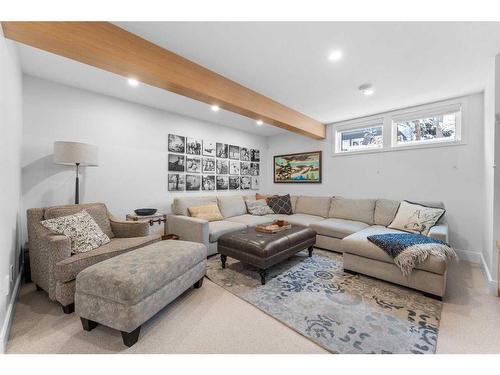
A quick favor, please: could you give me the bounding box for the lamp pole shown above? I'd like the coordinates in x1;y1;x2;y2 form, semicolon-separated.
75;162;80;204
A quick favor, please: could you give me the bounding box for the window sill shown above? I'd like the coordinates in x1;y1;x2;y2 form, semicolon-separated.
332;140;466;157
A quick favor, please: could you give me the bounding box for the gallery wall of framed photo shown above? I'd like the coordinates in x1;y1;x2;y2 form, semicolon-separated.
168;134;261;192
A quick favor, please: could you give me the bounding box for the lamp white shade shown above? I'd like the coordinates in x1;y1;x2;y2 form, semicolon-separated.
54;141;99;166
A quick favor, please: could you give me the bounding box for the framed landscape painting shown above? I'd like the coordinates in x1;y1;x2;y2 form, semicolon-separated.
274;151;322;183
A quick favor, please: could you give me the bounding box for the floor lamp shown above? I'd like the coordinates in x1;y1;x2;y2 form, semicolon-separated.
54;141;99;204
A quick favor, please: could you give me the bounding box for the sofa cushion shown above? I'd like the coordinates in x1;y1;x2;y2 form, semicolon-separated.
44;202;114;238
267;194;293;215
388;201;445;236
188;203;224;222
285;213;325;227
310;218;369;239
295;196;331;217
290;195;298;213
208;220;246;242
226;214;272;227
172;196;217;216
217;196;247;218
54;234;160;283
374;199;400;226
329;197;376;224
342;225;446;274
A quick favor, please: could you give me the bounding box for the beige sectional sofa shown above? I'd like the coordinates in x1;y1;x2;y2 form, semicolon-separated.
167;195;450;298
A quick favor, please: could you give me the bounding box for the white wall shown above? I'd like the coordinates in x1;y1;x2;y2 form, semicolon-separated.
0;30;23;352
22;76;268;240
264;93;485;257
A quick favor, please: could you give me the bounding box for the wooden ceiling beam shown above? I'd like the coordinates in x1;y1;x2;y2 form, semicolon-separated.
2;22;326;139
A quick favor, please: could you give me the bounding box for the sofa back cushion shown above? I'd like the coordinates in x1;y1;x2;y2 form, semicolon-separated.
172;196;217;216
374;199;400;226
329;197;376;224
44;202;114;239
295;196;331;217
217;195;247;218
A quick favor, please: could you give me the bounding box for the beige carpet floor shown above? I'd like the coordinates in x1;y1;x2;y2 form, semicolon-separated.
6;257;500;354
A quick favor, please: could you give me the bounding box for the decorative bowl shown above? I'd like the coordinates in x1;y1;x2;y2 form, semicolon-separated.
134;208;158;216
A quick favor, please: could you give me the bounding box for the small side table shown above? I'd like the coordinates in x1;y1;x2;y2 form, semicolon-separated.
126;213;178;241
126;213;165;222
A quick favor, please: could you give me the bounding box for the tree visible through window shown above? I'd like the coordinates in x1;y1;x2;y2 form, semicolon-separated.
339;125;383;152
394;112;457;145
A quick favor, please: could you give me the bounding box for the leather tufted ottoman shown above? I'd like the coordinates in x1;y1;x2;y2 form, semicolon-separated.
217;225;316;285
75;240;206;347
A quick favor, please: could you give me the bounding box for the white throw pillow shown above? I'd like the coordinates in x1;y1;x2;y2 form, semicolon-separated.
388;201;445;236
41;210;110;254
245;199;275;216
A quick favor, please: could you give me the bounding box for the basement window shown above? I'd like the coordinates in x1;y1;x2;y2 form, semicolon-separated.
335;121;384;153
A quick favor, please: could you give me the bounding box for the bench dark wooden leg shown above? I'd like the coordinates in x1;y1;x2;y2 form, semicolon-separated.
121;326;141;347
221;254;227;269
308;246;314;257
81;318;98;331
61;303;75;314
35;284;43;291
259;269;267;285
193;277;204;288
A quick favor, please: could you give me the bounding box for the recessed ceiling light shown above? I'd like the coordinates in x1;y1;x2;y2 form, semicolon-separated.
359;84;375;96
328;50;343;62
256;120;263;126
211;105;220;112
127;78;139;87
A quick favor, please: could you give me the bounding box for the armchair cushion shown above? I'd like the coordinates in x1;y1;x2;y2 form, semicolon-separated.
41;210;110;254
54;234;160;283
44;202;114;238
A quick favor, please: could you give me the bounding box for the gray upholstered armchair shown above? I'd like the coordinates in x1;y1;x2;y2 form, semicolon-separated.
27;203;160;313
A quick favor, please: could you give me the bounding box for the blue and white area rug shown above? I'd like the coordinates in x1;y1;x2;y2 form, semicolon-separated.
206;249;442;354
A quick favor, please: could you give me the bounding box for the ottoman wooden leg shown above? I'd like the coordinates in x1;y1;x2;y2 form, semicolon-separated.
121;326;141;347
35;284;43;292
193;277;204;288
308;246;314;257
221;254;227;269
259;269;267;285
61;303;75;314
81;318;98;331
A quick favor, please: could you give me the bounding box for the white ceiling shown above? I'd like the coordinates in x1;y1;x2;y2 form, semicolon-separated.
17;22;500;138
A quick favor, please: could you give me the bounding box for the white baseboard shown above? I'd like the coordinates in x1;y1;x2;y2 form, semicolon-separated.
455;248;482;263
480;252;499;295
0;272;22;354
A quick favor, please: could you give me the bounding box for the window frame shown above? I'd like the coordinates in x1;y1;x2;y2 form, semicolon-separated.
331;97;467;157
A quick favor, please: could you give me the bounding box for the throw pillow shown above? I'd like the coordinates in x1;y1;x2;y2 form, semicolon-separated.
246;199;274;216
388;200;445;236
41;210;110;254
188;203;224;222
255;193;268;200
266;194;293;215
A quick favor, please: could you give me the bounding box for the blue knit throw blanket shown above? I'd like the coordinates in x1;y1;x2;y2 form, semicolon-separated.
367;233;456;276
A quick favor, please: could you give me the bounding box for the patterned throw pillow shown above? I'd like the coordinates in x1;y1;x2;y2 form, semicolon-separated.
266;194;293;215
188;203;224;222
245;199;274;216
388;200;445;236
41;210;110;254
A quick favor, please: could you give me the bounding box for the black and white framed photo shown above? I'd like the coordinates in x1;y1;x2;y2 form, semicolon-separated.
240;147;250;161
250;149;260;162
202;157;215;173
229;160;240;175
250;162;260;176
168;174;185;191
229;145;240;160
216;159;228;174
186;174;201;191
251;176;259;190
216;175;229;190
168;134;185;153
186;156;201;173
202;175;216;191
203;140;216;157
240;161;250;175
168;154;185;172
216;142;228;158
229;176;240;190
186;138;202;155
240;176;251;190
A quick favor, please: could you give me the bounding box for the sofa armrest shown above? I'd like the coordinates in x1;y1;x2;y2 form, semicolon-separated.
428;224;449;243
167;214;209;246
110;217;150;238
